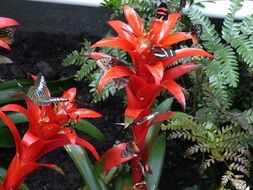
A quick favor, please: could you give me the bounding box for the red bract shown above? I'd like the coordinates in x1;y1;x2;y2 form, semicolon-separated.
0;88;102;190
0;17;19;50
91;5;214;119
98;112;174;188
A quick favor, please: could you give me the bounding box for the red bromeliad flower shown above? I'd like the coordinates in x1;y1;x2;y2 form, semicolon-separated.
90;5;214;119
0;17;19;50
98;111;174;189
0;88;102;190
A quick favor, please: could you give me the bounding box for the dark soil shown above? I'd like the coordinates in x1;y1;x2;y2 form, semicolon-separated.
0;31;202;190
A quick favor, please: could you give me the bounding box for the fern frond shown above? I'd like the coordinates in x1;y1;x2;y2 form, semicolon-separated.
163;118;251;178
214;45;239;87
75;60;97;81
188;7;221;53
231;35;253;67
222;0;244;42
240;14;253;35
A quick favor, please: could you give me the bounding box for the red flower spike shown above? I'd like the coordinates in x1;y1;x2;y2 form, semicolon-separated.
123;4;144;37
0;87;101;190
98;66;135;92
160;79;186;107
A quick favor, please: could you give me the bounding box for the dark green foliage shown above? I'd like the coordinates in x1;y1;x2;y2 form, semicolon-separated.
162;116;252;189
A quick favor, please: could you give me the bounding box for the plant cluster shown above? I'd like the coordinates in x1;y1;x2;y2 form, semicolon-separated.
0;0;252;189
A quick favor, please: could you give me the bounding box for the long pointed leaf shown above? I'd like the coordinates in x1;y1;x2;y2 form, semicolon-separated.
75;119;106;142
145;134;166;190
65;145;104;190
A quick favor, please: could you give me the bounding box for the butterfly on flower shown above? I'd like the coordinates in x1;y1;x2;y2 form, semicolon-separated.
0;26;16;45
121;141;140;158
26;73;69;106
190;24;202;43
96;56;130;90
155;2;169;20
152;46;176;59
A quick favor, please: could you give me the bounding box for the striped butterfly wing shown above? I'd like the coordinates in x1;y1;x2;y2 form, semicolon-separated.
27;73;68;106
155;2;169;20
190;24;202;43
96;57;129;90
0;26;16;44
152;46;176;59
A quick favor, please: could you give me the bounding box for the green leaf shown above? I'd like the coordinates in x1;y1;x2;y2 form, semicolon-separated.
0;113;28;148
0;113;28;128
0;127;15;147
65;145;105;190
0;168;30;190
115;174;132;190
146;134;166;190
75;119;106;142
144;97;174;146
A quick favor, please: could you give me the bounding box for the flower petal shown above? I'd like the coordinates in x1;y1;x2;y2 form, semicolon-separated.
92;37;135;52
123;5;143;37
163;62;197;80
88;52;112;60
160;80;186;108
70;108;102;118
0;39;11;50
163;48;214;67
41;133;99;160
154;13;181;44
61;87;76;102
0;111;21;154
149;112;174;126
161;32;192;47
144;62;164;85
107;20;137;45
98;143;137;172
0;17;19;28
98;66;134;92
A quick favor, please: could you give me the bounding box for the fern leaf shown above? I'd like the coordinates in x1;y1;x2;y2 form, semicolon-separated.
231;35;253;67
214;45;239;87
75;60;97;81
188;7;221;53
240;14;253;35
222;0;244;42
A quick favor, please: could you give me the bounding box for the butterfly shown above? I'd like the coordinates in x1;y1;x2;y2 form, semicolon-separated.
0;26;16;45
121;141;140;158
96;57;130;90
155;2;169;20
152;46;176;59
26;73;68;106
180;0;186;9
190;24;202;43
